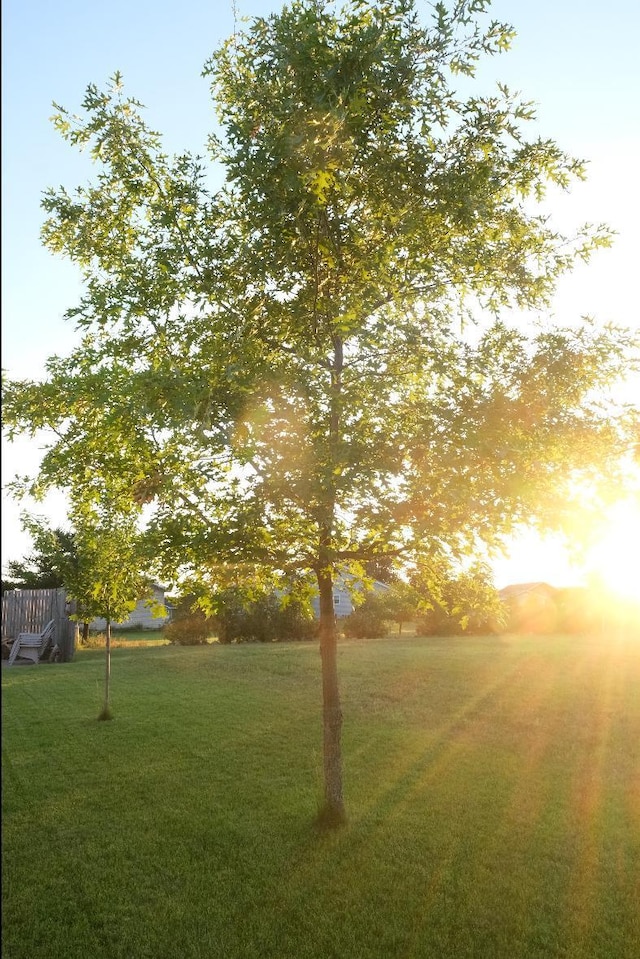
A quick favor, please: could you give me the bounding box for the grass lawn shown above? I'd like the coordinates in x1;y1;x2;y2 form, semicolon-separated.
3;633;639;959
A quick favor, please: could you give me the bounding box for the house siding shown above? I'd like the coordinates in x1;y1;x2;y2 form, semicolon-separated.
90;586;169;631
310;578;390;619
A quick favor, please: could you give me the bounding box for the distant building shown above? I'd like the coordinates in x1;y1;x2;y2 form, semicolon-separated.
90;583;169;631
555;586;600;633
310;575;390;620
499;582;639;635
498;582;558;634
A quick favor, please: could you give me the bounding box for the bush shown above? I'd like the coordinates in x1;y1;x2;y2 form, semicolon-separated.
415;604;500;637
416;604;497;636
342;594;391;639
215;591;317;643
164;601;215;645
273;597;318;642
414;608;463;637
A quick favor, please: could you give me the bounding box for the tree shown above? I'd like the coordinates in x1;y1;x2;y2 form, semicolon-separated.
2;519;78;591
3;0;639;824
66;486;147;720
412;561;504;635
382;581;421;634
362;555;398;585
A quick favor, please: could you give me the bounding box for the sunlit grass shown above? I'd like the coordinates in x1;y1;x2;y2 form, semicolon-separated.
3;634;639;958
81;628;171;648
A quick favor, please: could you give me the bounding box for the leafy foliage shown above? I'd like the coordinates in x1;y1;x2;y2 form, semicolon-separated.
64;490;146;629
342;565;503;638
65;482;148;719
164;614;214;646
413;563;504;635
379;581;422;633
342;592;392;639
163;593;216;645
164;588;317;644
2;0;638;817
2;520;78;590
213;588;317;644
3;1;635;588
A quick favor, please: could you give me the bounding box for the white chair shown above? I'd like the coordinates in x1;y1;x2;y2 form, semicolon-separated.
7;619;56;665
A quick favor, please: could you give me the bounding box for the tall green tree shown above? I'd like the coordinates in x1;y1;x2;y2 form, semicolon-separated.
3;0;638;823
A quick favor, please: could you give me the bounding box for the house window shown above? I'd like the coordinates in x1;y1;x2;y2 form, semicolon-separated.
333;594;340;606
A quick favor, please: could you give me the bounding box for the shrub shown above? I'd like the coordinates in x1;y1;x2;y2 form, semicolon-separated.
215;591;316;643
273;597;318;642
415;605;500;637
415;608;462;637
163;595;215;645
164;612;214;645
342;594;391;639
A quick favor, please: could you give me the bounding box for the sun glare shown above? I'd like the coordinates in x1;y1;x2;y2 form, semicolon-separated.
585;500;640;605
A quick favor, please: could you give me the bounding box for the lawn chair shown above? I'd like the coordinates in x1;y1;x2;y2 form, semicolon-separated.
7;619;56;666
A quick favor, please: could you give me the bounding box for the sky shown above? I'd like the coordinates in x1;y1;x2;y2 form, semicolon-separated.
2;0;639;588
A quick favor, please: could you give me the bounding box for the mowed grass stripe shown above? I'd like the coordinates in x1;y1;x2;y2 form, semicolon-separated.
3;635;639;959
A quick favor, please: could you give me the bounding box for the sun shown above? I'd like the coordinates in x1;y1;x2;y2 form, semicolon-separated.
584;500;640;604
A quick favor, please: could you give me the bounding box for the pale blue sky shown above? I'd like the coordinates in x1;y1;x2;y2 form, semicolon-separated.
2;0;639;583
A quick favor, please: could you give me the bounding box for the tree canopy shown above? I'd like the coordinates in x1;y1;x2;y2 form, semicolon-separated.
3;0;638;822
2;519;77;591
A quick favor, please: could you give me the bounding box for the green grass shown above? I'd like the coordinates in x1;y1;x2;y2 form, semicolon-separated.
3;633;640;959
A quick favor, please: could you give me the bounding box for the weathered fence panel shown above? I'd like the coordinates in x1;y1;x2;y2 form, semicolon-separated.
1;588;76;662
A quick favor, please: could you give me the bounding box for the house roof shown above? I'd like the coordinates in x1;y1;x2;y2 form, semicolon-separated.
499;582;557;599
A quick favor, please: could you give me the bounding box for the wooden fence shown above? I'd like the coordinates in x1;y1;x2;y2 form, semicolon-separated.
1;588;76;662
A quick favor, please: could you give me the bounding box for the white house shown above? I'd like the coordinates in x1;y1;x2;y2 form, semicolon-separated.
310;576;390;619
90;583;170;631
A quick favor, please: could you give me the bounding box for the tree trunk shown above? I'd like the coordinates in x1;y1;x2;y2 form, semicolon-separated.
105;619;111;704
82;621;89;645
99;617;113;720
316;567;346;827
312;332;346;827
